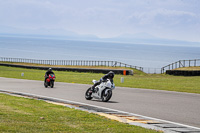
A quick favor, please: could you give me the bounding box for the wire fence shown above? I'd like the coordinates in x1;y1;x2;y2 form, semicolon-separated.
143;68;163;74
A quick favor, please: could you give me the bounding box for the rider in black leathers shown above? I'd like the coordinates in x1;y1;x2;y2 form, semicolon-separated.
44;68;55;82
89;71;115;93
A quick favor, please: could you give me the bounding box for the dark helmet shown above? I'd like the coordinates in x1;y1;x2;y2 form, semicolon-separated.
48;68;52;72
108;71;114;78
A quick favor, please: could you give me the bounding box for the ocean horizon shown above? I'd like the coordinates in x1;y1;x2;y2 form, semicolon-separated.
1;36;200;73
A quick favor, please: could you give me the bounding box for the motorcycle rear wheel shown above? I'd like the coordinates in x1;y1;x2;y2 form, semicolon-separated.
85;87;93;100
44;82;48;88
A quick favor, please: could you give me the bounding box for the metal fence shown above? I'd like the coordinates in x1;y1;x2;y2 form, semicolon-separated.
0;57;143;72
2;57;199;74
161;59;200;73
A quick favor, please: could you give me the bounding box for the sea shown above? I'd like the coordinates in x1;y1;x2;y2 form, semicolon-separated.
0;36;200;73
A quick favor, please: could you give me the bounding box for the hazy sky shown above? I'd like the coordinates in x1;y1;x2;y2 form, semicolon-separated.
0;0;199;42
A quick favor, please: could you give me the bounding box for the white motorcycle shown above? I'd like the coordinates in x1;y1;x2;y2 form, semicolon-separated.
85;79;115;102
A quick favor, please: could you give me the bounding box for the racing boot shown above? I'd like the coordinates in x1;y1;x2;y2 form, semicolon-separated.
89;86;95;94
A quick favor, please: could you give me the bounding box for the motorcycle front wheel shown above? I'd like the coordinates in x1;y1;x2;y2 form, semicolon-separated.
85;87;93;100
101;89;112;102
50;81;54;88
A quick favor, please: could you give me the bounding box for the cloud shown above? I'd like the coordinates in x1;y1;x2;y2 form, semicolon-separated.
0;0;199;41
128;8;197;25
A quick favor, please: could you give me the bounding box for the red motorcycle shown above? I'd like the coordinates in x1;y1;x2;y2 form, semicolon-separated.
44;74;55;88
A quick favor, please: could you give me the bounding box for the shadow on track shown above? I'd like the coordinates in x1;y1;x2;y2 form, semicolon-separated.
91;99;119;103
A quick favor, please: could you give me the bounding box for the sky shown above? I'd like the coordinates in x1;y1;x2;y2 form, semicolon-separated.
0;0;200;42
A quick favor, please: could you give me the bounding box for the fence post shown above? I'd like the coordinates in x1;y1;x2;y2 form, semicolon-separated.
189;60;191;67
184;60;185;67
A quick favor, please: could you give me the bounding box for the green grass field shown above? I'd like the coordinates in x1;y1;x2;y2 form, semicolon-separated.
0;93;159;133
0;65;200;94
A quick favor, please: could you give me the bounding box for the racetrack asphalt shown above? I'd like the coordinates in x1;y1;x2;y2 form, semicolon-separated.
0;77;199;128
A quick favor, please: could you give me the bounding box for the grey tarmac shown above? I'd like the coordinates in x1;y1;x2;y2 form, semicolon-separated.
0;77;199;128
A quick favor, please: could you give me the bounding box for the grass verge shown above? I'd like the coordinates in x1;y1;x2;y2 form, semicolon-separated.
175;66;200;70
0;61;134;70
0;66;200;94
0;93;159;133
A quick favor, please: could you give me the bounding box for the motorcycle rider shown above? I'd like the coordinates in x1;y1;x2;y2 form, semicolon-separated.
89;71;115;93
44;68;55;83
